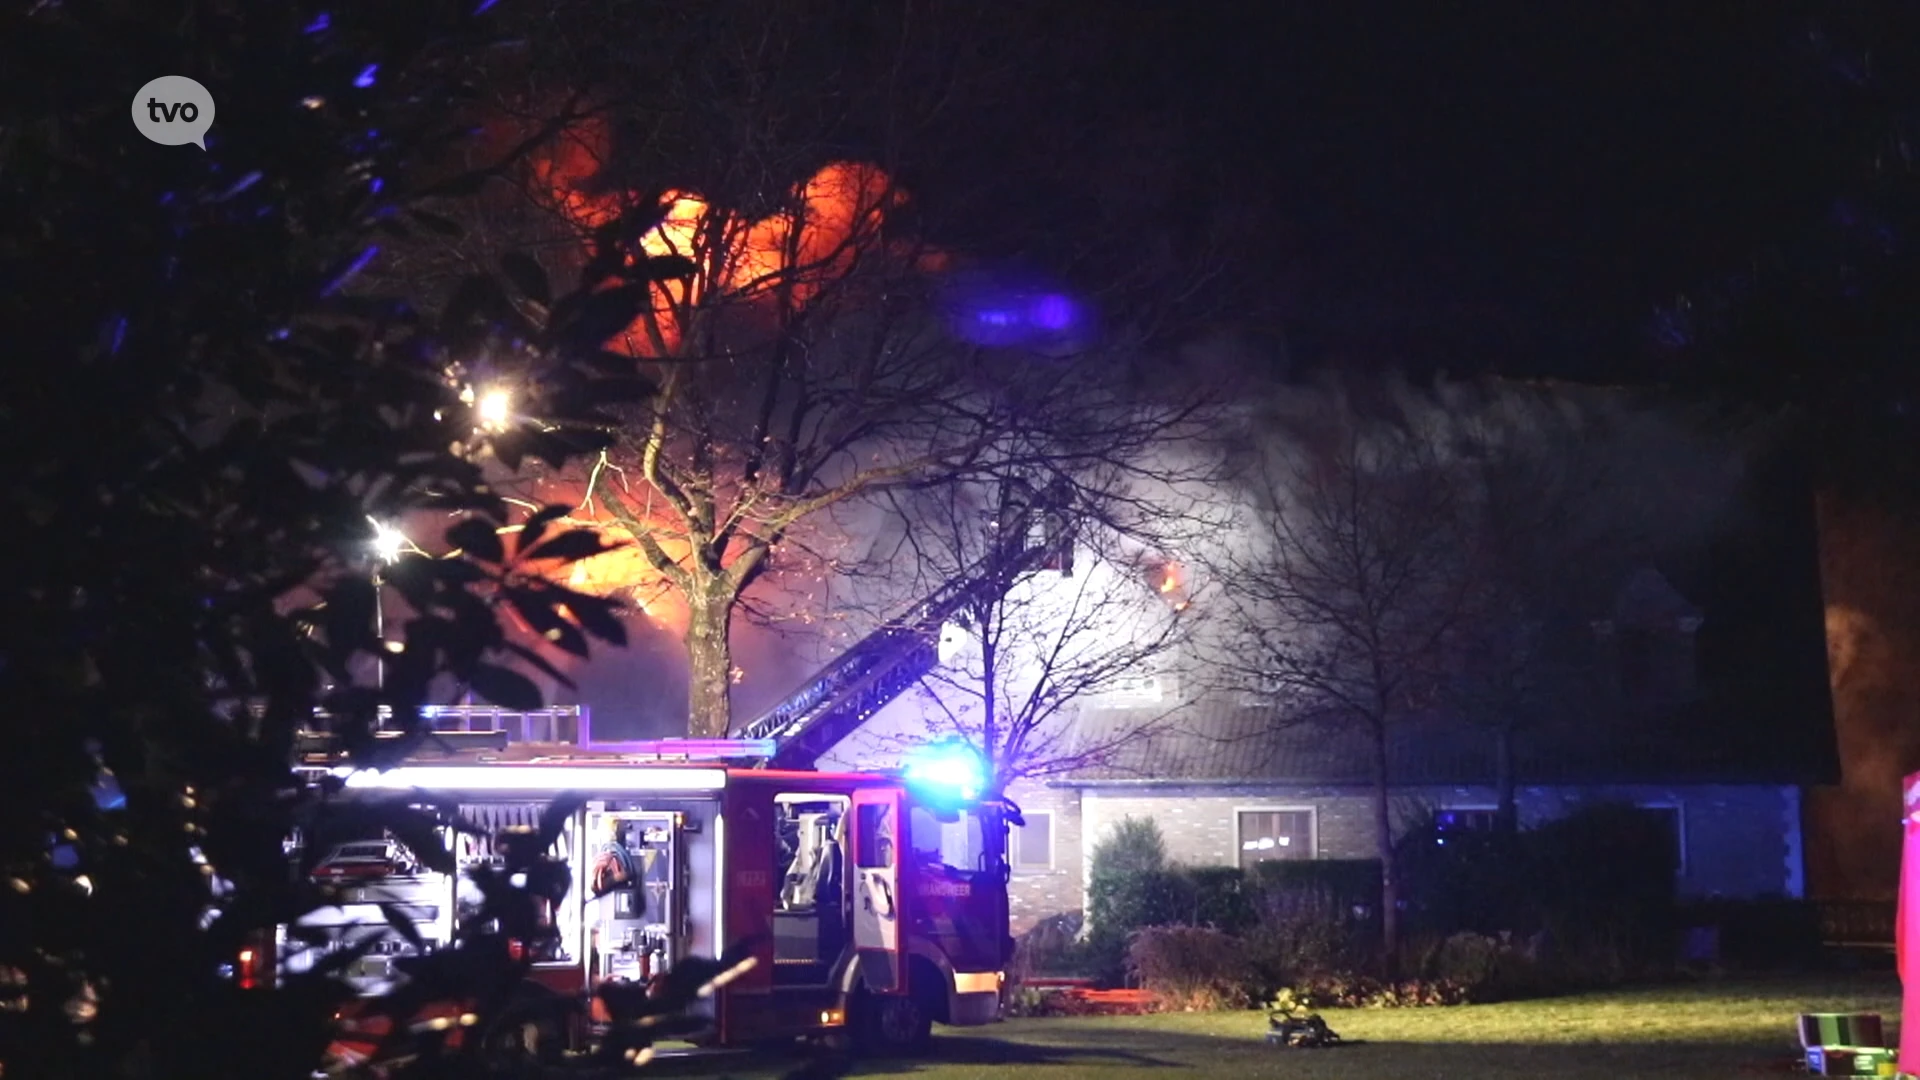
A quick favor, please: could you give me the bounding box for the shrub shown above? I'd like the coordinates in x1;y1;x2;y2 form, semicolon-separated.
1527;805;1679;981
1417;931;1550;1002
1246;859;1382;924
1274;975;1472;1011
1010;912;1089;980
1128;926;1257;1011
1242;911;1368;990
1178;866;1260;932
1086;816;1170;937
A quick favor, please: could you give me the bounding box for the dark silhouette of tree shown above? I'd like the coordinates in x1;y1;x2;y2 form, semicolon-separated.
1211;405;1470;964
0;2;738;1076
836;472;1212;789
343;0;1235;739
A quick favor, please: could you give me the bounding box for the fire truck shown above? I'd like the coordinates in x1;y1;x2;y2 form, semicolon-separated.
262;509;1068;1061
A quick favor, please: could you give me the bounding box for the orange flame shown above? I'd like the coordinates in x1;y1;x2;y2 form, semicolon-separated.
536;119;921;355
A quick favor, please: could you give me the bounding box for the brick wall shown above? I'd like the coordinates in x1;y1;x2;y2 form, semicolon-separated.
1020;781;1802;926
1004;780;1082;934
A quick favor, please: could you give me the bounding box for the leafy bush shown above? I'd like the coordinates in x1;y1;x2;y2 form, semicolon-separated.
1273;975;1470;1012
1241;911;1369;992
1417;931;1549;1002
1527;805;1680;981
1127;927;1257;1011
1010;912;1090;980
1396;821;1532;936
1395;804;1680;987
1246;859;1383;924
1176;866;1260;932
1086;816;1170;934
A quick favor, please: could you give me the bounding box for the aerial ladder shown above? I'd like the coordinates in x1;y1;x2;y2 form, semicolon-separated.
296;482;1072;772
735;482;1072;770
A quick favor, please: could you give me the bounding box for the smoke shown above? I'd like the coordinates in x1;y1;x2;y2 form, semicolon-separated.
1211;368;1765;573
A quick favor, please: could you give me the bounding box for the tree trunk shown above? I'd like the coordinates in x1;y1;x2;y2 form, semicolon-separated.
1494;725;1519;835
684;583;734;739
1371;728;1399;972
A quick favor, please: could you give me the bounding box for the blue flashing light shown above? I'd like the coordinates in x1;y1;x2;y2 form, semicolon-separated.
901;739;987;806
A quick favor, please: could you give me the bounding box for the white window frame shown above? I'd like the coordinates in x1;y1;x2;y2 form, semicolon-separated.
1008;810;1056;873
1233;805;1319;867
1094;672;1171;706
1635;801;1688;875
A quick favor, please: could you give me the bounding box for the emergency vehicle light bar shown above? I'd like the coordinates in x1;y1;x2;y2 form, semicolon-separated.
334;766;728;793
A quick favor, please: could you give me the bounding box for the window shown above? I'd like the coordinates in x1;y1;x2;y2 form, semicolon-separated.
1635;805;1686;874
1237;809;1314;868
856;803;895;869
1096;673;1174;706
1434;808;1498;835
1010;811;1054;871
909;806;990;875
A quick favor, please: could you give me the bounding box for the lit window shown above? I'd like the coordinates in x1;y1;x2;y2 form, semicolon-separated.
1237;810;1313;868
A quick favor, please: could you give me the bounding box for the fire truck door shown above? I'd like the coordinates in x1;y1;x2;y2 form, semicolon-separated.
850;788;903;994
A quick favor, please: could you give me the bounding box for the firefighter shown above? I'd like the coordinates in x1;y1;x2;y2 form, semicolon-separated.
588;818;639;978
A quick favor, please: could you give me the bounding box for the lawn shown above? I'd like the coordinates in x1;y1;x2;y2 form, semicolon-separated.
668;973;1902;1080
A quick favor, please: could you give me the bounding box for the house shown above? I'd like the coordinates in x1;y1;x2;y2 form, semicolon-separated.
998;704;1817;933
990;564;1837;933
820;560;1837;934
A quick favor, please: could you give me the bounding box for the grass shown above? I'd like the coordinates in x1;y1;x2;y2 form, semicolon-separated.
659;972;1902;1080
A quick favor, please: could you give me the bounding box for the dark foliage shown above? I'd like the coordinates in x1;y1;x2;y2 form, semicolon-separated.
1398;804;1680;982
1652;3;1920;506
1675;898;1824;971
0;2;706;1077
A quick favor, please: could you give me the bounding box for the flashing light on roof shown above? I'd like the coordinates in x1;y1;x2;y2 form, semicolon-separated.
901;739;987;806
335;765;728;793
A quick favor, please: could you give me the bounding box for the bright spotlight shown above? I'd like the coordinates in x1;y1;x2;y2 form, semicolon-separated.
901;738;988;806
475;386;513;432
370;520;406;563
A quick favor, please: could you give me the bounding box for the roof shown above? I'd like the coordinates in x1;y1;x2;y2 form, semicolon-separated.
1052;694;1832;788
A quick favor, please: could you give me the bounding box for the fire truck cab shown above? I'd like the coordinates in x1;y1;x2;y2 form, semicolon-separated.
278;736;1011;1057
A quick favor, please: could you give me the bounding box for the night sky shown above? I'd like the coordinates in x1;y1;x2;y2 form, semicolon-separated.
1045;1;1859;381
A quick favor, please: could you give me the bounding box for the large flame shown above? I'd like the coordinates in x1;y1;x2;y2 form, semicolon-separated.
535;118;920;355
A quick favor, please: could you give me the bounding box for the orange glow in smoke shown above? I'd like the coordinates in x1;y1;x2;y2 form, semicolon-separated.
1156;561;1190;612
535;118;922;355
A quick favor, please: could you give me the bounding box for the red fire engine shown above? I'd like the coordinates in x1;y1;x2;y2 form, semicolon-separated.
274;736;1010;1060
257;513;1065;1062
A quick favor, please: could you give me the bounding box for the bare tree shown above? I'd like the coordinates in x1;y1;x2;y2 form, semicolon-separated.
832;474;1209;789
1443;411;1624;832
1211;412;1473;962
357;0;1233;738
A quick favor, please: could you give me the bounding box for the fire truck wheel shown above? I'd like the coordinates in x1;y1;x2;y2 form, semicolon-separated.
852;986;932;1056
